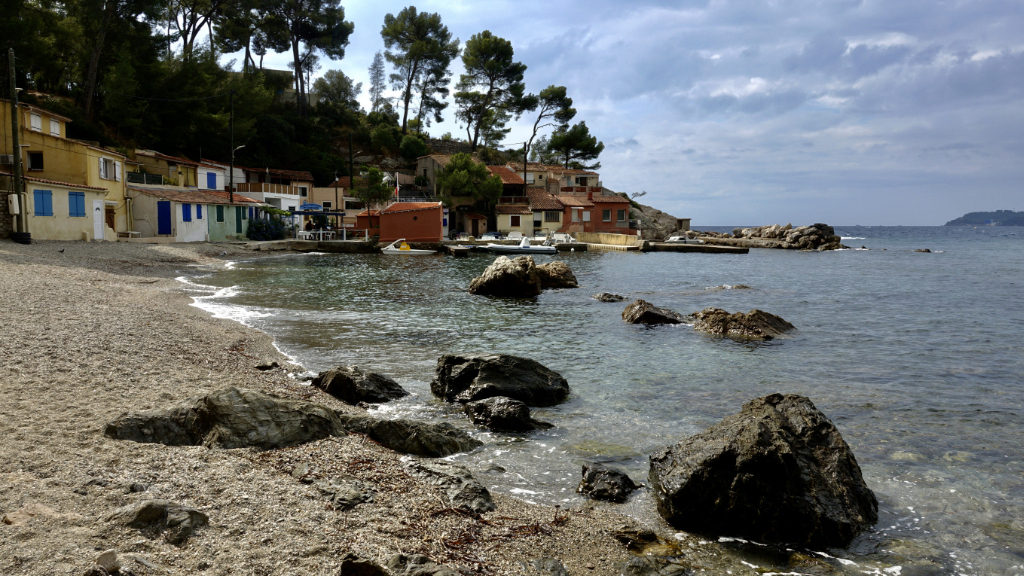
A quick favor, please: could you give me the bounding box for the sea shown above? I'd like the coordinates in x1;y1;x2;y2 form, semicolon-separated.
180;226;1024;575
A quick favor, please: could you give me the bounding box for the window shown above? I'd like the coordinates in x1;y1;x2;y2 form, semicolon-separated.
49;119;60;137
98;158;120;181
244;206;250;220
206;172;217;190
197;204;203;219
602;209;612;222
544;210;560;223
33;190;53;216
30;113;42;131
526;173;535;184
322;201;333;210
27;152;43;171
617;209;627;222
183;203;192;222
538;174;544;180
422;168;427;178
511;215;521;227
583;210;591;222
298;186;308;197
216;205;225;222
68;192;85;217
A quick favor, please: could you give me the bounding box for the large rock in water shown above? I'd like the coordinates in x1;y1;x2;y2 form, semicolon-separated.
431;354;570;406
468;255;542;297
577;462;639;503
536;261;578;289
104;387;346;449
622;300;684;325
463;396;553;432
312;366;409;404
337;413;482;458
686;307;795;340
648;394;878;548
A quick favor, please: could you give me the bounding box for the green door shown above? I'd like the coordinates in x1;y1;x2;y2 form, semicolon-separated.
235;206;243;234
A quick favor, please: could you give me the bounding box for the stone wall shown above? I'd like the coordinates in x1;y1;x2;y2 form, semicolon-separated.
577;232;642;246
426;138;474;156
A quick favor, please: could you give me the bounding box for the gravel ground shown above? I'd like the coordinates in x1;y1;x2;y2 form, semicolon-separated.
0;240;648;576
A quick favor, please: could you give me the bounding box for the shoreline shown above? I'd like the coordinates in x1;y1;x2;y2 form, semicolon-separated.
0;240;650;575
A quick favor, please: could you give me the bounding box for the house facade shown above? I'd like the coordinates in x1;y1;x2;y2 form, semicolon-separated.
1;171;110;240
134;150;199;187
378;202;444;243
198;163;226;192
495;204;532;236
232;165;314;213
1;99;130;239
127;184;261;242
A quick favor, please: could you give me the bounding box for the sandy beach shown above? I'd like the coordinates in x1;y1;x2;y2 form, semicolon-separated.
0;240;660;576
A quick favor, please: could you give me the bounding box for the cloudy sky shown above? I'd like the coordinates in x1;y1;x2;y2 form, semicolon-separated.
245;0;1024;226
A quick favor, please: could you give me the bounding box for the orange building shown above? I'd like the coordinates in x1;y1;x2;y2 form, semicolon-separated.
378;202;444;243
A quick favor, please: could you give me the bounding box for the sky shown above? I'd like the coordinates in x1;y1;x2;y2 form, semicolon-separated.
233;0;1024;226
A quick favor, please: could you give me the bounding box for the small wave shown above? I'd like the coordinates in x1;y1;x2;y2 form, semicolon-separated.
842;236;866;240
177;275;271;326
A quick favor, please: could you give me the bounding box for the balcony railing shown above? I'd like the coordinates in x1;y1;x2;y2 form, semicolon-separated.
559;186;602;193
236;183;302;195
126;172;164;185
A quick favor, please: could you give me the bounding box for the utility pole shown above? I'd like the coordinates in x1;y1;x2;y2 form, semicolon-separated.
8;49;29;243
229;90;235;203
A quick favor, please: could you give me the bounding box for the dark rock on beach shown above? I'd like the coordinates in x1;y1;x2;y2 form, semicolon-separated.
311;365;409;404
104;387;345;449
536;261;579;289
577;462;639;503
337;413;482;458
464;396;553;432
105;387;480;457
338;553;390;576
593;292;625;302
106;499;208;545
519;558;570;576
686;307;795;340
622;300;684;325
468;255;542;297
648;393;878;548
431;354;570;406
404;460;495;513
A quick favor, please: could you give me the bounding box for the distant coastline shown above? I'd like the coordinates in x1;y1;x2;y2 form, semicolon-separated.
945;210;1024;226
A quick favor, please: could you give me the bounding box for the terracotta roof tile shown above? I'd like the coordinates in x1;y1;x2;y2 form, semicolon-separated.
0;170;108;191
590;194;631;203
527;188;564;210
204;190;262;204
127;185;254;205
487;165;525;185
555;195;594;207
507;162;598;176
495;204;532;215
135;150;199;166
382;202;441;213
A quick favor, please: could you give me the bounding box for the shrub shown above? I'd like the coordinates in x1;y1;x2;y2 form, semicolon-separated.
246;217;287;241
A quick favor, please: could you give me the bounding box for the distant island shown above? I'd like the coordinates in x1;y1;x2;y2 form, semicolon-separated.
944;210;1024;226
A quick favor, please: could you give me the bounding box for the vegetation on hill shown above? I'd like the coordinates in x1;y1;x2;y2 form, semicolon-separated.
944;210;1024;226
2;0;605;187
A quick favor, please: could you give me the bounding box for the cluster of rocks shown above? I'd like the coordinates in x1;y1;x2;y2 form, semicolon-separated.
621;300;796;340
729;223;846;251
468;256;577;297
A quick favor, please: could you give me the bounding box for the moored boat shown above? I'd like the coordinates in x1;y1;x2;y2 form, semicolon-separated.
486;237;557;255
381;239;436;255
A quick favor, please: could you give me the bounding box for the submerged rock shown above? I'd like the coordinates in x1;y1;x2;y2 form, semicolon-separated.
648;393;878;548
622;300;684;325
686;307;795;340
404;460;495;513
577;462;639;503
106;499;208;545
312;365;409;404
593;292;625;302
536;261;579;289
468;255;542;297
431;354;570;406
464;396;553;432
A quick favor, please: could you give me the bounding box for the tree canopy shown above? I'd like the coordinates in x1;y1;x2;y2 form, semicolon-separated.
380;6;459;135
548;121;605;170
453;31;534;151
435;153;502;208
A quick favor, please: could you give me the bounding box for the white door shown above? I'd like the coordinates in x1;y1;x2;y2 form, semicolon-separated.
93;200;105;241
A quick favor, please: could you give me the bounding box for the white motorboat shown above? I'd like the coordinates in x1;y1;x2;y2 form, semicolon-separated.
381;239;436;255
664;236;705;244
486;237;558;255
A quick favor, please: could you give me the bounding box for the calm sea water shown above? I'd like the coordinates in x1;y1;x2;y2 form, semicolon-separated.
183;226;1024;574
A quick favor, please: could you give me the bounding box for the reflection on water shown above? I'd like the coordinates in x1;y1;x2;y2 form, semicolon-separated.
187;227;1024;574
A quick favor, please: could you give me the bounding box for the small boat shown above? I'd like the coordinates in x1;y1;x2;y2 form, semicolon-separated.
664;236;705;244
486;236;558;255
381;239;436;255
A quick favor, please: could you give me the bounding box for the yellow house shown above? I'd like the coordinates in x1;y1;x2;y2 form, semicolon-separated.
133;149;199;187
1;99;130;239
1;171;111;241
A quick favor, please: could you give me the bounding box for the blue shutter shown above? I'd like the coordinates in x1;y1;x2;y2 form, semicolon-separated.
206;172;217;190
183;203;192;222
197;204;203;219
157;201;172;234
34;190;53;216
68;192;85;217
248;206;253;220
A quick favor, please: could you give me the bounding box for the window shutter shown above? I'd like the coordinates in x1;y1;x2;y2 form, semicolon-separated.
98;157;105;179
115;162;121;181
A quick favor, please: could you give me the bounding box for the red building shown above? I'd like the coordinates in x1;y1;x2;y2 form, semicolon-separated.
377;202;444;243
